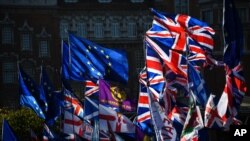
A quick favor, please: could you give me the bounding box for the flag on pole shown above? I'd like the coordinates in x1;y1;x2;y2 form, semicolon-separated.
63;88;84;119
180;93;204;141
69;34;128;84
39;66;54;112
99;104;135;134
99;79;135;112
18;67;45;119
137;68;154;136
2;119;17;141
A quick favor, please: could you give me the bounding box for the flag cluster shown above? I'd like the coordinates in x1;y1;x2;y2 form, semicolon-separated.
6;0;247;140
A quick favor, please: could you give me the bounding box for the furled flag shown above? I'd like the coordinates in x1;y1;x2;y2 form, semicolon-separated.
69;34;128;84
188;62;208;107
223;0;243;69
42;123;55;141
45;90;63;126
63;88;84;119
39;66;54;112
180;93;204;141
18;67;45;119
136;68;154;136
40;66;62;126
99;104;135;134
99;79;136;112
222;0;247;126
2;119;17;141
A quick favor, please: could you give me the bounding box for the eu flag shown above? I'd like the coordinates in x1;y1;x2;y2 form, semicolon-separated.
19;67;46;119
223;0;243;69
39;66;54;112
69;34;128;84
2;119;17;141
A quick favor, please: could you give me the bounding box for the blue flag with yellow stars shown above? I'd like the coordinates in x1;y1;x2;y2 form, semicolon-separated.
18;67;45;119
69;34;128;84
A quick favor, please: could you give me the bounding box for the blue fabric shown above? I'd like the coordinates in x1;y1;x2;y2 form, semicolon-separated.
223;0;243;69
2;120;17;141
69;34;128;84
19;67;45;119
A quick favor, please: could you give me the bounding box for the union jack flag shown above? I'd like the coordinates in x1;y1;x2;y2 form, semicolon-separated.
145;40;165;101
147;8;216;69
136;68;153;135
145;36;187;78
64;88;84;119
84;80;99;97
148;8;215;53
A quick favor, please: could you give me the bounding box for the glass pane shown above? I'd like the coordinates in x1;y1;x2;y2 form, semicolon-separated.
2;62;16;84
40;40;49;57
21;33;31;51
2;25;13;44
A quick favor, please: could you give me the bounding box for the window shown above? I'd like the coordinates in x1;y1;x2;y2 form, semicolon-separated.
94;23;103;38
201;9;213;24
175;0;189;14
39;40;49;57
98;0;112;3
2;61;16;84
76;22;86;37
60;21;69;39
127;22;137;37
21;33;32;51
2;25;13;44
111;23;120;38
238;8;247;23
